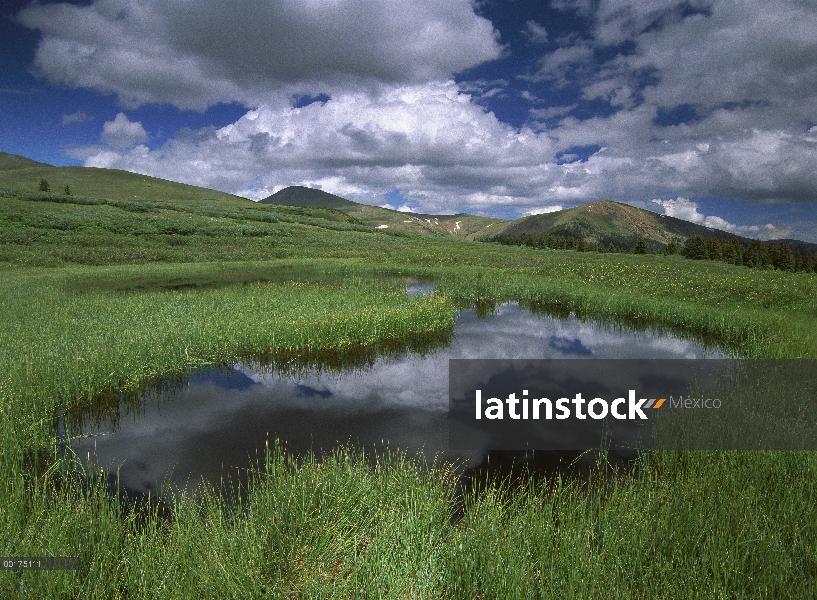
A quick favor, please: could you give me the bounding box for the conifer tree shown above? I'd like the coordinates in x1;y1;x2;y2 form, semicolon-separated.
682;235;707;260
803;249;814;273
743;239;770;269
705;237;722;261
727;237;744;265
775;244;796;272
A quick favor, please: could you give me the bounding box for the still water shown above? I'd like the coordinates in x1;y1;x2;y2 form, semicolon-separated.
68;302;722;497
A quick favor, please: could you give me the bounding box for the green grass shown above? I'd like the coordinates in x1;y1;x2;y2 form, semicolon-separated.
2;186;817;597
0;164;251;207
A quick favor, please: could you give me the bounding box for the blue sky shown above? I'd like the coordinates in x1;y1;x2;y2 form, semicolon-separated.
2;0;817;242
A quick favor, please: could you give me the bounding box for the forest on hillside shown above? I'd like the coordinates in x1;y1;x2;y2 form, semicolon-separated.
488;232;817;274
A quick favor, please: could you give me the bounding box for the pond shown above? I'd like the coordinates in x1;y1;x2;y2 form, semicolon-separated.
66;301;723;499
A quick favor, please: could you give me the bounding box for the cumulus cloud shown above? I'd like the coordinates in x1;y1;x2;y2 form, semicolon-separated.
74;82;565;211
381;204;417;213
650;197;791;238
17;0;817;238
597;0;817;122
17;0;502;110
652;197;717;226
526;205;563;215
522;0;817;206
74;74;817;225
70;76;817;230
99;113;148;149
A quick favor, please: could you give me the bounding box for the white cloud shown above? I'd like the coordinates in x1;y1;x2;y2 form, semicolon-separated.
591;0;817;120
82;149;126;169
18;0;502;110
652;197;717;225
530;42;594;85
528;104;577;121
75;82;571;211
61;111;91;126
526;205;563;215
381;204;416;213
99;113;147;149
516;0;817;208
650;197;787;239
457;79;510;104
550;0;595;16
523;20;548;44
75;75;817;222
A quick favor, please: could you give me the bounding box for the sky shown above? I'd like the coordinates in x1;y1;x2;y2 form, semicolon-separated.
2;0;817;242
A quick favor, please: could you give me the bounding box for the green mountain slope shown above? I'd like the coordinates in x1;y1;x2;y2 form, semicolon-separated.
261;185;508;239
497;200;746;250
0;152;52;171
0;163;251;208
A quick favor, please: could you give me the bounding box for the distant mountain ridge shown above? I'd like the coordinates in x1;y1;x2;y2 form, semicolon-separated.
0;151;813;249
261;186;507;239
494;200;782;252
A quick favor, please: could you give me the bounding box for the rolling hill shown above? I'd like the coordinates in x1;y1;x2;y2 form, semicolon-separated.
0;152;52;171
0;156;252;208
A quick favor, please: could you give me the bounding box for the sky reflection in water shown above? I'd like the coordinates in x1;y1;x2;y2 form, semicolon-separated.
70;303;722;496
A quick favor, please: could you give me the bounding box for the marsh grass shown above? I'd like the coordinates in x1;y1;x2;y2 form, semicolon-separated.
7;442;816;598
653;360;817;451
3;191;817;596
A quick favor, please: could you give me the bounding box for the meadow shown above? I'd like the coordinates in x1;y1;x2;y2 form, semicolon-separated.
2;188;817;597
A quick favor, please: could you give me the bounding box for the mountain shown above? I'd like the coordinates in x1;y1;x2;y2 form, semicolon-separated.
261;185;508;239
260;186;359;210
494;200;753;251
768;238;817;257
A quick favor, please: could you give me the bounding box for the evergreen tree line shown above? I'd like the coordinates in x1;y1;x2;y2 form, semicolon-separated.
681;235;816;273
487;233;633;254
488;232;817;274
